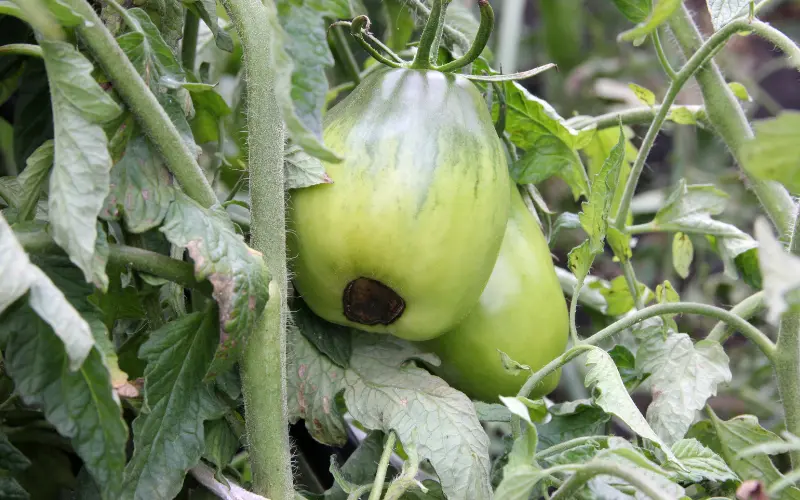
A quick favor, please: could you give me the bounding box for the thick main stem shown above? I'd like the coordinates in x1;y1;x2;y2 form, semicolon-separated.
410;0;449;69
65;0;217;208
223;0;292;497
668;6;796;237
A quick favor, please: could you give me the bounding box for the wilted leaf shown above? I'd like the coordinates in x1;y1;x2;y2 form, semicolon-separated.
40;39;120;284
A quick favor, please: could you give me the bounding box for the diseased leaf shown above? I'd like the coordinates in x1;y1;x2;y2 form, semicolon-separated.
672;232;693;279
285;142;333;190
667;438;737;483
568;240;593;282
636;324;732;445
619;0;681;45
707;0;751;30
40;39;121;285
498;349;531;376
0;214;94;369
122;311;226;500
102;136;175;233
629;83;656;106
584;347;676;460
160;193;270;379
742;112;800;195
3;308;127;499
754;217;800;324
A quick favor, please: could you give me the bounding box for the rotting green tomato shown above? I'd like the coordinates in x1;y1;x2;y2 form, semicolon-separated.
420;186;569;402
288;67;510;341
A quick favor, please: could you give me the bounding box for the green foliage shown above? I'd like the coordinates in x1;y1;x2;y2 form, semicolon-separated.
742;112;800;195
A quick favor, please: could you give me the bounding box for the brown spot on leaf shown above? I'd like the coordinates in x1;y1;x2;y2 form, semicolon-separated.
298;364;307;378
323;396;330;414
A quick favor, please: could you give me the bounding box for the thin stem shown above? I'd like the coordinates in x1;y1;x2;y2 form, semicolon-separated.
347;484;375;500
181;9;200;72
410;0;448;69
64;0;217;208
222;0;293;497
435;0;493;72
551;462;673;500
369;431;397;500
331;25;361;85
614;18;764;231
16;227;209;292
464;63;558;82
668;6;796;237
746;19;800;71
652;28;677;80
340;18;404;68
404;0;470;54
0;43;43;58
621;260;644;309
536;436;609;460
707;291;765;344
566;105;706;130
569;276;584;345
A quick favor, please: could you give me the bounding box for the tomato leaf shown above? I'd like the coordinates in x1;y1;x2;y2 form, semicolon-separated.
0;430;31;474
728;81;752;102
579;125;625;253
322;431;388;500
16;140;53;219
611;0;651;22
537;399;610;449
0;216;94;369
202;418;240;480
742;111;800;195
494;427;545;500
160;193;271;379
3;292;127;497
666;438;737;483
102;136;175;233
584;346;677;461
122;310;226;499
754;217;800;324
40;39;121;286
635;321;731;445
185;0;234;53
706;0;752;30
13;61;53;171
284;142;333;190
628;83;656;106
708;411;800;498
672;232;693;279
619;0;681;45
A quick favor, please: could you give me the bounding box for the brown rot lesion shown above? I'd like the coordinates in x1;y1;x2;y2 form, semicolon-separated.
343;277;405;325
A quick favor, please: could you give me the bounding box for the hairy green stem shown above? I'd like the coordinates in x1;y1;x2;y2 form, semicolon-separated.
536;436;609;460
569;275;584;344
435;0;493;72
369;431;397;500
64;0;217;208
0;43;43;58
707;291;765;343
410;0;449;69
566;105;706;130
345;18;403;69
15;227;208;292
404;0;470;54
181;9;200;72
621;260;644;309
653;28;677;80
775;211;800;468
222;0;292;496
668;6;796;236
746;18;800;71
550;462;672;500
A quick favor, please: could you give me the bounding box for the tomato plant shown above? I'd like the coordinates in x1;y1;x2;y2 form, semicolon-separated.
1;0;800;499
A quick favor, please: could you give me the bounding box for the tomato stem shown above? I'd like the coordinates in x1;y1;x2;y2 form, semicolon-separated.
346;17;405;68
410;0;450;70
434;0;493;72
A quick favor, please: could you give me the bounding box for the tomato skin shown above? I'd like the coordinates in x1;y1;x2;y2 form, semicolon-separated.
420;186;569;402
288;67;510;341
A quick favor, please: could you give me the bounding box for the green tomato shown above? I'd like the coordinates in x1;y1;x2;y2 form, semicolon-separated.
420;186;569;402
288;68;510;341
